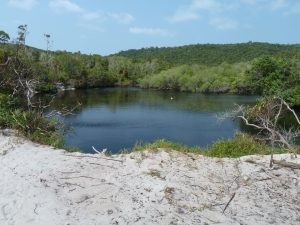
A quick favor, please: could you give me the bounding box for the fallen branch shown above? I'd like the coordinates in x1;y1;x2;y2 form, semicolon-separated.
60;176;101;180
92;146;101;154
66;155;124;162
90;163;117;169
34;204;38;215
92;146;107;155
61;171;79;174
223;192;236;213
57;182;85;188
273;160;300;168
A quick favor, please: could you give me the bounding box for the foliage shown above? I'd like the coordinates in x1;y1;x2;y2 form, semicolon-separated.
1;25;300;156
0;30;10;43
132;139;201;153
113;42;300;66
35;83;58;93
205;133;278;158
124;136;279;158
138;62;252;93
0;93;72;150
0;26;79;152
246;56;300;105
1;26;299;102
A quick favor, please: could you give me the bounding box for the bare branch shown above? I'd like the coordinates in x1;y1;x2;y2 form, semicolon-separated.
44;102;81;118
0;57;12;66
282;99;300;125
217;97;300;167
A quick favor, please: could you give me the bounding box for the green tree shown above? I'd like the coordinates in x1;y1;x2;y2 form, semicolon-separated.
246;56;300;105
0;30;10;43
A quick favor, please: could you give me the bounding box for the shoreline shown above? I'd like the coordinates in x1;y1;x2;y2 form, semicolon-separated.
1;133;300;224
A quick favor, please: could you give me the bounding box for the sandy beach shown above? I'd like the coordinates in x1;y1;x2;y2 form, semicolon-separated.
0;132;300;225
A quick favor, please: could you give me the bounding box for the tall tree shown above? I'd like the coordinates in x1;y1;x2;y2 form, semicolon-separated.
246;56;300;105
0;30;10;43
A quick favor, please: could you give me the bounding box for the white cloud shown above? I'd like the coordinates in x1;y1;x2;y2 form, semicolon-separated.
78;23;105;32
8;0;37;10
82;11;106;23
108;12;134;24
129;27;174;36
49;0;84;13
167;0;221;22
285;2;300;15
241;0;291;12
210;17;238;30
166;7;201;22
240;0;256;5
269;0;288;11
82;12;100;21
49;1;134;25
191;0;221;11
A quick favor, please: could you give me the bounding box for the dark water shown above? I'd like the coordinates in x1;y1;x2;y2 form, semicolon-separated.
38;87;298;154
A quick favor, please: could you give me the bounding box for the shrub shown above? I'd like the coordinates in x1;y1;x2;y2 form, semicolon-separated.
205;134;270;158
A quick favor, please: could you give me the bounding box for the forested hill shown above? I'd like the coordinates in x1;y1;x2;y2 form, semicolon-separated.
112;42;300;66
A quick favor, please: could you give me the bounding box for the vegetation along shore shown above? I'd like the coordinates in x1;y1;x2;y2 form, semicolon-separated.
1;23;300;224
0;25;300;161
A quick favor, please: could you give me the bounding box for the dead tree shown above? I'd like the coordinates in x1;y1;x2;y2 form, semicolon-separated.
217;97;300;167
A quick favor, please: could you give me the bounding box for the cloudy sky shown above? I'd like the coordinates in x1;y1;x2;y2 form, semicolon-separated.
1;0;300;55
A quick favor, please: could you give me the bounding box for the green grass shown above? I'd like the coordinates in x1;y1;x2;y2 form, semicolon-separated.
131;139;203;153
205;134;281;158
123;134;289;158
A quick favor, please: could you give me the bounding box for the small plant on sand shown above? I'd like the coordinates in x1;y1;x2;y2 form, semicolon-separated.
145;169;164;180
132;139;202;154
164;187;175;204
198;204;212;212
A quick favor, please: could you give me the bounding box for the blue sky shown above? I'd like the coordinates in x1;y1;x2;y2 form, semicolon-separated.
1;0;300;56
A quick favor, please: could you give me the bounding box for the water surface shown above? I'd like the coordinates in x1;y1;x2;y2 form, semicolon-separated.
41;87;264;154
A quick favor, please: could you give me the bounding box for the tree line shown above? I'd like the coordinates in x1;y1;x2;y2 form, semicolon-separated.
113;42;300;66
1;25;300;106
0;25;172;93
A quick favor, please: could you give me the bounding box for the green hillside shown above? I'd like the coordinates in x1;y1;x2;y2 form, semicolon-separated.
112;42;300;66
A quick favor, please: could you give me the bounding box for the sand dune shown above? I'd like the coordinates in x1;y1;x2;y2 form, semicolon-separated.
1;132;300;225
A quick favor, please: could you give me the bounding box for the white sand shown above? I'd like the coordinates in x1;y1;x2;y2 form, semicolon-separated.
0;132;300;225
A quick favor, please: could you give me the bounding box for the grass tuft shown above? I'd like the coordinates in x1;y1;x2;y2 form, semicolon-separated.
124;134;288;158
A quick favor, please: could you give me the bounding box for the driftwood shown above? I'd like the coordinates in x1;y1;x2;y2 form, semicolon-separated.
273;160;300;168
66;155;124;162
223;192;236;213
92;146;107;155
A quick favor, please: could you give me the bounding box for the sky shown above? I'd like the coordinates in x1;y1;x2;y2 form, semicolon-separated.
1;0;300;56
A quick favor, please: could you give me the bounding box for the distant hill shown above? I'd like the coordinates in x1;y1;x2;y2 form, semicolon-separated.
112;42;300;66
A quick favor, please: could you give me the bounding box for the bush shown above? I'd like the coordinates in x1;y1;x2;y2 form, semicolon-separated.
125;134;286;158
35;83;58;93
204;133;286;158
0;93;78;152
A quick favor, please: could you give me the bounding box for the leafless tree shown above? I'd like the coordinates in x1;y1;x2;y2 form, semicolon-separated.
217;97;300;167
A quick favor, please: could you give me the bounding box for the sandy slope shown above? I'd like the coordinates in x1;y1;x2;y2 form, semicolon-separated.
0;132;300;225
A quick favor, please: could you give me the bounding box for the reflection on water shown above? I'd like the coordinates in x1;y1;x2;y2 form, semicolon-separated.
35;87;299;154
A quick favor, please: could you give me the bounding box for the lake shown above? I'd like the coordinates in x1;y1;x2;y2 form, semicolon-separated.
39;87;265;154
